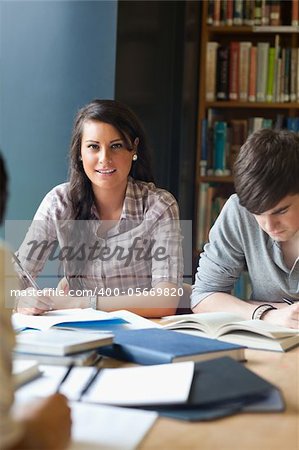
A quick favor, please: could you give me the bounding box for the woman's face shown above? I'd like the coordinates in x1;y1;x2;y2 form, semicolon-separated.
80;120;137;195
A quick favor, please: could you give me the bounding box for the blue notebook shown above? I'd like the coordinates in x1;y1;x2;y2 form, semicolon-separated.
98;328;245;364
136;357;283;421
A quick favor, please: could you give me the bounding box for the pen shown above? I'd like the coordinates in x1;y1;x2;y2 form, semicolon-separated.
78;367;102;401
281;297;294;305
56;364;74;393
11;253;40;291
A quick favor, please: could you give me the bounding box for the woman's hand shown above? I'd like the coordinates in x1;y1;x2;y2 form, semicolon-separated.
16;288;54;315
263;303;299;329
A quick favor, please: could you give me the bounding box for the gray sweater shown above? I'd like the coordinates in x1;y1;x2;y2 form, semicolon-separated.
191;194;299;309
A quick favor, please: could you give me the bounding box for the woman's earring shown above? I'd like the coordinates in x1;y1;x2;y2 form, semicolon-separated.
132;154;138;161
79;155;82;161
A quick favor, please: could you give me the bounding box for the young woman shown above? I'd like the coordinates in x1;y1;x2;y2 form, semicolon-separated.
16;100;183;317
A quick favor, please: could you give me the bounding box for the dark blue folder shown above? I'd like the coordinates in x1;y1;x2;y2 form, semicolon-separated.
98;328;245;364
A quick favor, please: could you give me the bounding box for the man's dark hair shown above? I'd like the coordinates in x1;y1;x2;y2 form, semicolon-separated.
234;128;299;214
0;152;8;224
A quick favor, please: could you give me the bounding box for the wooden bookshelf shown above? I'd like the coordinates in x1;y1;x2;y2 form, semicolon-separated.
195;0;299;254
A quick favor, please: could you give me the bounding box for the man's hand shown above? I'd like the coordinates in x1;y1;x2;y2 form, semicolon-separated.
263;303;299;329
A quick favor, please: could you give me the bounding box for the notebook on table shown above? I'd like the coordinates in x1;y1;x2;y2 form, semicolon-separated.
15;328;114;356
98;328;245;364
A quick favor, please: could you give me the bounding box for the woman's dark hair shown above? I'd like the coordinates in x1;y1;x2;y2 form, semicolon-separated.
234;128;299;214
0;152;8;224
68;99;155;219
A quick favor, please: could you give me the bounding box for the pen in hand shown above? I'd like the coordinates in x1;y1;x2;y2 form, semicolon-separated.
11;253;40;291
282;297;295;306
56;364;74;393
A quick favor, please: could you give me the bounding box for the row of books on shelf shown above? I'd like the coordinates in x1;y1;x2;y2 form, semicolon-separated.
207;0;299;27
197;184;229;250
206;39;299;103
200;113;299;176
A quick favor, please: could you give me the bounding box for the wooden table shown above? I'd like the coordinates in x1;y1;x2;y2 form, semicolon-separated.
139;348;299;450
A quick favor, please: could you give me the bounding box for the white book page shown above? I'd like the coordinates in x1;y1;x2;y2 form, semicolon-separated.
162;312;245;335
69;402;157;450
114;310;162;329
83;362;194;406
12;308;118;331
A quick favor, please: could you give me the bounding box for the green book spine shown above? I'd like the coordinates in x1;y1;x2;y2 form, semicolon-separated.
266;47;275;102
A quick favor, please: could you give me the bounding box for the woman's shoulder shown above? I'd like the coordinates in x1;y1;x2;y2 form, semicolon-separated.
129;178;179;219
131;179;177;205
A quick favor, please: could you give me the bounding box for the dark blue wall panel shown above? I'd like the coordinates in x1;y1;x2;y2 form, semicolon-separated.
0;0;117;226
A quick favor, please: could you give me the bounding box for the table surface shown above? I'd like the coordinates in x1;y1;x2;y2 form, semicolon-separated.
137;347;299;450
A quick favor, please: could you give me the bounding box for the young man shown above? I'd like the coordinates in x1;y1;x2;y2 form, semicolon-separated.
0;153;72;449
192;129;299;329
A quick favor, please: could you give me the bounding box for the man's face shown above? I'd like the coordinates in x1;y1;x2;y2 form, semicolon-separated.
253;194;299;242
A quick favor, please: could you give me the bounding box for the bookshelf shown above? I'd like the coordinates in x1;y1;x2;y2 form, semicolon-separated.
195;0;299;255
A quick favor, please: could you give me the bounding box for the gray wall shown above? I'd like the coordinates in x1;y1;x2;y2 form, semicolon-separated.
0;0;117;232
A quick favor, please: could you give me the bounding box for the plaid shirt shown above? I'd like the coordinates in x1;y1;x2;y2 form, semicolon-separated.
17;178;183;294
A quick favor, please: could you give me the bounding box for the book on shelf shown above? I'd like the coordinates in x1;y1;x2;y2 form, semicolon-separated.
13;360;41;388
213;121;228;175
216;45;229;100
254;0;263;25
266;46;275;101
283;47;291;102
290;47;298;101
207;0;214;25
248;46;257;101
199;118;208;176
226;0;233;26
161;312;299;352
244;0;255;26
292;0;299;26
269;0;281;26
15;329;114;356
229;41;240;100
206;42;219;101
213;0;221;26
239;42;252;101
98;328;245;365
233;0;243;25
256;42;270;101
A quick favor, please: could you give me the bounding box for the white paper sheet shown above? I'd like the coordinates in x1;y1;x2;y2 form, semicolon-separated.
83;362;194;406
15;362;194;406
69;402;157;450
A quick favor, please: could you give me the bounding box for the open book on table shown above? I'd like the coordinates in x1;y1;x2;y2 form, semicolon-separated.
12;308;128;332
161;312;299;352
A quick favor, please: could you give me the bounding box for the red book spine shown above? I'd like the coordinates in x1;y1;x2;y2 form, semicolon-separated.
229;41;240;101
